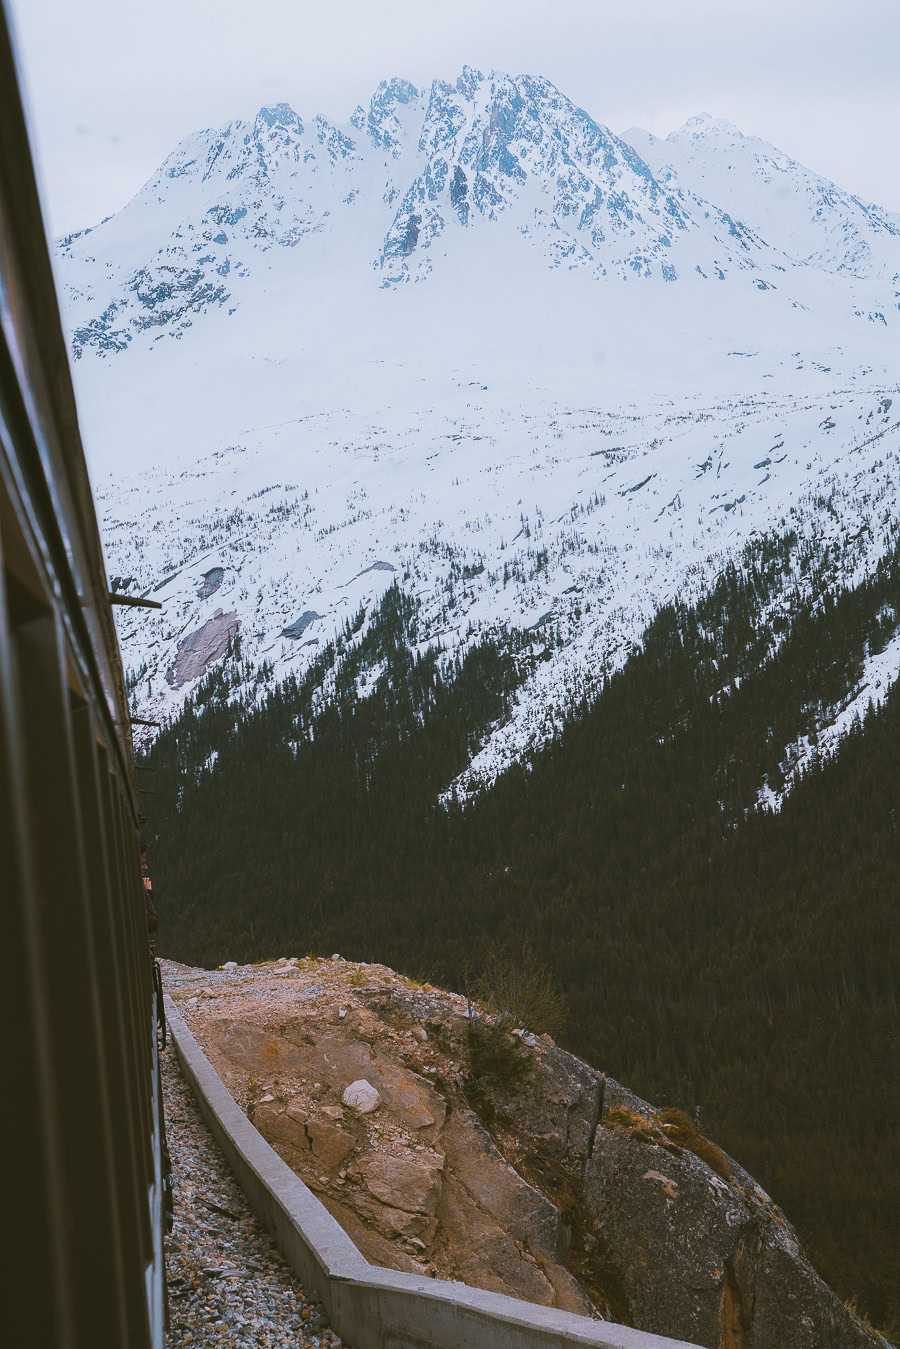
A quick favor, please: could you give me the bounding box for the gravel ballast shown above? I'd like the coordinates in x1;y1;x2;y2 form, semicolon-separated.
161;1036;346;1348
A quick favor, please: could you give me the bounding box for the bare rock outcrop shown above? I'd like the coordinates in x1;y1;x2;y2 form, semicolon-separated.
196;566;224;601
280;610;321;640
579;1117;880;1349
165;608;240;687
165;957;888;1349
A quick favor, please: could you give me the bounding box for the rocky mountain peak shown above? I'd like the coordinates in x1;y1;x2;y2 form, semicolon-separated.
367;77;421;152
669;111;747;144
375;66;707;285
627;110;900;282
453;62;485;99
254;101;304;137
61;64;900;363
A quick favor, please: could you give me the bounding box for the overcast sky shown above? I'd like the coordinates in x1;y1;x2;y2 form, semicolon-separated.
11;0;900;236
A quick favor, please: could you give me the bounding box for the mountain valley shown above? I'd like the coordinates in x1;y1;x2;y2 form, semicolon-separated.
52;67;900;1338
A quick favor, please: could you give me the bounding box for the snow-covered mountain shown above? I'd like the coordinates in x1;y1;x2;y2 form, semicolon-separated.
54;68;900;793
59;69;781;355
57;68;897;359
624;114;900;288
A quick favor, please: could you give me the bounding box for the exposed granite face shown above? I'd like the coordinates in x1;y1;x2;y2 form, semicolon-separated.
582;1126;881;1349
585;1128;756;1345
163;957;888;1349
463;1030;885;1349
165;608;240;687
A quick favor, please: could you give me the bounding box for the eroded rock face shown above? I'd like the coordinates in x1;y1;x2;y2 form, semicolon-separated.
165;608;240;687
166;957;888;1349
441;1106;563;1263
584;1128;751;1345
184;967;588;1314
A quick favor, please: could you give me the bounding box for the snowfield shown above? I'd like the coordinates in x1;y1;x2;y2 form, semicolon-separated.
53;68;900;789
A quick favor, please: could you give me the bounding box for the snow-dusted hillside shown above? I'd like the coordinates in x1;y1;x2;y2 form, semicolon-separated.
53;68;900;789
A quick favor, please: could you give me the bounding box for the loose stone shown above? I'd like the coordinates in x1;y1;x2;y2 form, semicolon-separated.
161;1040;350;1348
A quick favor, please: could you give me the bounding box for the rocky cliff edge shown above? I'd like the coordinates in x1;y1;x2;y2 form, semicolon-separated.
162;956;888;1349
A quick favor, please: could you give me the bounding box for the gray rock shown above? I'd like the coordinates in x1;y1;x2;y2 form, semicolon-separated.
281;610;321;639
478;1044;885;1348
579;1120;880;1348
197;566;224;600
342;1079;381;1113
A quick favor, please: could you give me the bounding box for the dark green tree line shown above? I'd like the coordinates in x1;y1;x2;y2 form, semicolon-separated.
142;540;900;1329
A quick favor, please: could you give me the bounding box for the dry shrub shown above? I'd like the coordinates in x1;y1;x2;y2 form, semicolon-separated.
472;943;568;1037
842;1295;897;1345
603;1105;664;1145
658;1107;733;1180
604;1104;733;1181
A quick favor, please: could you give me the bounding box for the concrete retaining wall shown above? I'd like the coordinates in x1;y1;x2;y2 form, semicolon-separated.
164;995;700;1349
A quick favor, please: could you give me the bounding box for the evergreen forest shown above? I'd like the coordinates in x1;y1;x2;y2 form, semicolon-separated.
140;530;900;1332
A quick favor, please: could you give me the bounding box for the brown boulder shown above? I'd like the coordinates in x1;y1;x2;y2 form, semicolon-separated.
381;1078;440;1129
358;1150;444;1215
250;1102;356;1171
306;1118;356;1168
252;1099;307;1152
